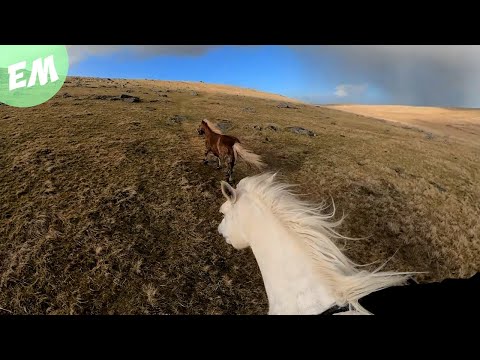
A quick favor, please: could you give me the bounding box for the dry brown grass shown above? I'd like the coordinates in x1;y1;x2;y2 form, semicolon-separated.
326;104;480;146
1;77;479;314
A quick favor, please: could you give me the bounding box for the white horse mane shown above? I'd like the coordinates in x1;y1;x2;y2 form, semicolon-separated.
203;119;223;134
235;172;416;314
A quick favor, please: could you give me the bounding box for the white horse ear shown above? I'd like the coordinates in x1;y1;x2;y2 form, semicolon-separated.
266;172;278;184
221;181;237;203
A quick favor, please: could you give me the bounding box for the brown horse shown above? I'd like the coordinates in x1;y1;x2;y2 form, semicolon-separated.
197;119;265;183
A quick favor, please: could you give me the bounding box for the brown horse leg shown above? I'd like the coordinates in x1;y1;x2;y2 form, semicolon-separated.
203;149;211;164
225;156;235;183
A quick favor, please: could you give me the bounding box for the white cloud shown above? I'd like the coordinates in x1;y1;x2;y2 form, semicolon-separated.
334;83;368;98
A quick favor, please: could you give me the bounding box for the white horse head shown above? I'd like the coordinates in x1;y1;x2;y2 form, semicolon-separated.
218;172;416;315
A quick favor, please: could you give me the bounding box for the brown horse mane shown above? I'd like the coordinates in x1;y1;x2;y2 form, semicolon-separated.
203;119;223;134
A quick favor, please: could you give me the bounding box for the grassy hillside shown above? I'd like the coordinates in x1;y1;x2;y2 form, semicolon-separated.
0;77;479;314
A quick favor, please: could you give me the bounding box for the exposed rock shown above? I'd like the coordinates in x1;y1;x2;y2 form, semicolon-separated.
90;94;140;102
286;126;316;137
216;120;233;132
167;115;188;124
265;123;281;131
277;102;298;109
120;94;140;102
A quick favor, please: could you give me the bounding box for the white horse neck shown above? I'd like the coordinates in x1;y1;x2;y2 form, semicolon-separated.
232;173;413;315
245;208;337;315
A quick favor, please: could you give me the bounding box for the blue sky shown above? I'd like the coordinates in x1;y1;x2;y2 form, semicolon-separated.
69;46;327;102
68;45;383;104
67;45;480;107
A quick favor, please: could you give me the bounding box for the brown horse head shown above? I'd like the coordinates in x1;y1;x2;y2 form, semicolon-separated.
197;119;207;135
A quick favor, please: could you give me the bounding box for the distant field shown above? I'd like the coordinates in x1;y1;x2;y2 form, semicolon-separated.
326;104;480;146
1;77;479;314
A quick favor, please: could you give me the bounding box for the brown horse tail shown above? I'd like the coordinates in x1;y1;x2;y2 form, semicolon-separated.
232;143;266;170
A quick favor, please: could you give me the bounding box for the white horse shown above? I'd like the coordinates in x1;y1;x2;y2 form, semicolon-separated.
217;172;417;315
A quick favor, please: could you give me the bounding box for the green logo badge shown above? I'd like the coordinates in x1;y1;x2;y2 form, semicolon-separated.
0;45;69;108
